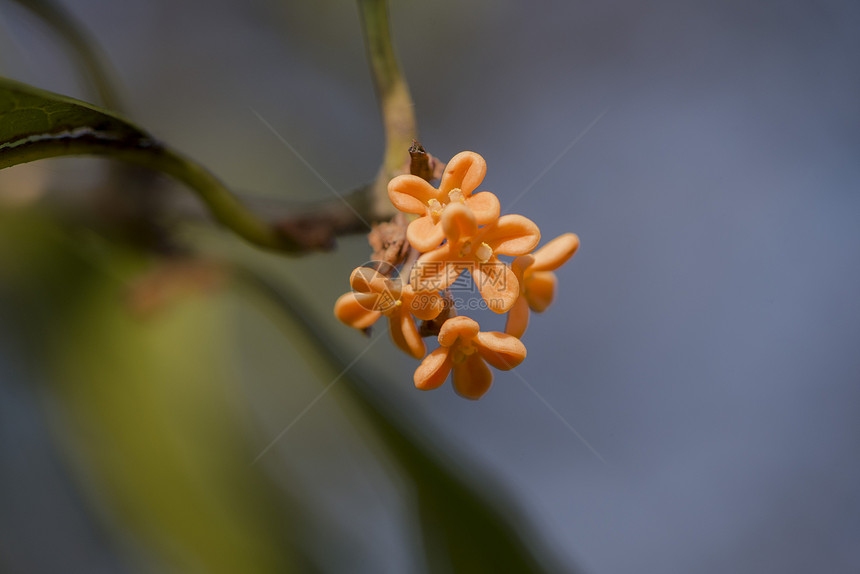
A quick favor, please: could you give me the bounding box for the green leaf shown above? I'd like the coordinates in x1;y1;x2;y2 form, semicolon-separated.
0;77;293;251
0;77;148;154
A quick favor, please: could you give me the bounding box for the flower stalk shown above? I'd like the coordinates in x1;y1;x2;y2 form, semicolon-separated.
358;0;418;219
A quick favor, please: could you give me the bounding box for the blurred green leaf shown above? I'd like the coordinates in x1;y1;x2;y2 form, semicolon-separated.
0;77;293;251
0;214;320;573
0;77;149;156
6;0;122;109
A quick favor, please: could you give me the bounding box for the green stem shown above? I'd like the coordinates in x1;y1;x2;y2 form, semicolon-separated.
0;136;289;251
145;148;290;250
358;0;417;216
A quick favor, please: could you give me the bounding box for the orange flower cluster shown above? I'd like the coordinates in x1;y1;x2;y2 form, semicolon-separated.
334;151;579;399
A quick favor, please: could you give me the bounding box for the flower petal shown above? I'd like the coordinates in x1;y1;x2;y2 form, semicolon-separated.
414;346;452;391
524;271;557;312
479;215;541;256
532;233;580;272
504;296;530;338
389;309;425;359
439;151;487;196
472;260;519;313
388;175;439;214
452;354;493;399
464;191;500;226
511;254;535;283
438;316;480;347
404;286;445;321
406;216;446;252
410;245;464;293
334;292;382;329
350;266;399;295
441;202;478;245
475;331;527;370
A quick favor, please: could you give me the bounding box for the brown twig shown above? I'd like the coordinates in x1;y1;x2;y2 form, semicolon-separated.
408;140;444;182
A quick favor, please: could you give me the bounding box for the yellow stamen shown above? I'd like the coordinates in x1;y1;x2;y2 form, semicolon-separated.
427;198;444;223
475;242;493;263
447;188;466;204
451;341;477;365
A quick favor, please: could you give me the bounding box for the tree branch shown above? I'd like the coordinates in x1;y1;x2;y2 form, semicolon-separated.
358;0;417;219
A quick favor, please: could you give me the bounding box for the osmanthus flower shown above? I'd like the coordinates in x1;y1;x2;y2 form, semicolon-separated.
409;202;540;313
387;151;501;252
333;144;579;400
334;266;445;359
414;316;527;399
505;233;580;338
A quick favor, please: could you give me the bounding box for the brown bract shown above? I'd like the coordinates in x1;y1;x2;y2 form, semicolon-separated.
368;212;410;267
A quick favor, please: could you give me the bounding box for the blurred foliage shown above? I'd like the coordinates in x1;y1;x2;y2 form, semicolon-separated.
0;210;315;572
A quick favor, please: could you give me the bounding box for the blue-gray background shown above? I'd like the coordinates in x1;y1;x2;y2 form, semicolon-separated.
1;0;859;572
